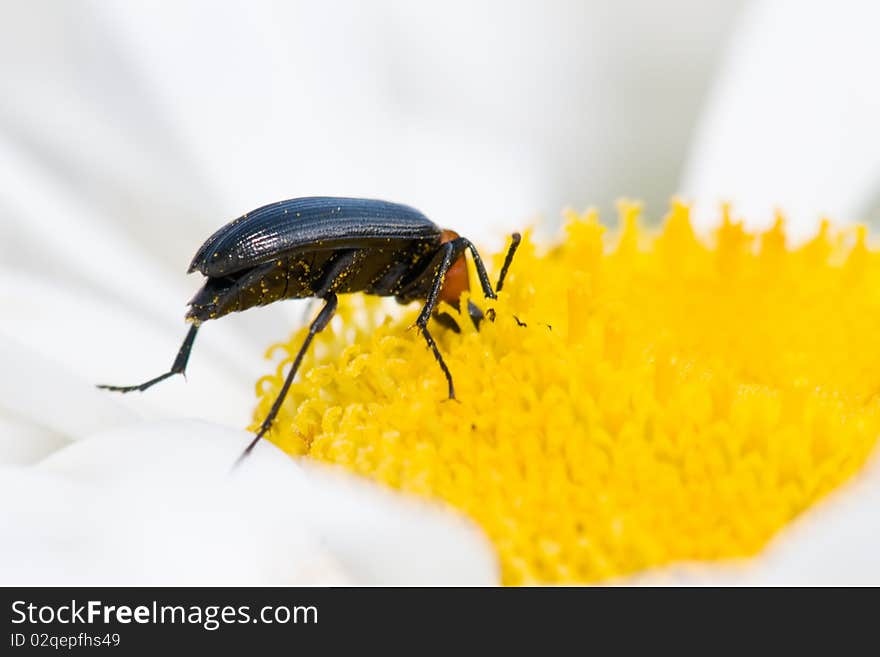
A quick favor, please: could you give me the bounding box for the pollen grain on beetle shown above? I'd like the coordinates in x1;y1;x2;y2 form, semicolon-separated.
252;199;880;585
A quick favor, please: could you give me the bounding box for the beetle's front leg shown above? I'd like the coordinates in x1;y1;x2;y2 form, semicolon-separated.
463;233;522;325
97;324;199;393
457;233;521;299
495;233;521;292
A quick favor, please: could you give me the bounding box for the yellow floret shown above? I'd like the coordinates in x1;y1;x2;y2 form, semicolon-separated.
251;200;880;585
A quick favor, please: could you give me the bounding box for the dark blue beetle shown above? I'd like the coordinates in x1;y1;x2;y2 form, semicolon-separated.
100;197;520;462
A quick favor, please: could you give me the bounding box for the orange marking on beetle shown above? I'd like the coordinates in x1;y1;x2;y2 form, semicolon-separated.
439;230;469;307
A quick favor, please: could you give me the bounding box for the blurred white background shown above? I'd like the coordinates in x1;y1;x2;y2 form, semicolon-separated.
0;0;743;267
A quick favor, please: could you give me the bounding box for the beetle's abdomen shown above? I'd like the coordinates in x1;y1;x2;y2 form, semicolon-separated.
186;241;438;323
187;250;333;322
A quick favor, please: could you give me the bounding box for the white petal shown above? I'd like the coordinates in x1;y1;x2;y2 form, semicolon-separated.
294;462;499;585
0;3;227;272
0;467;94;584
682;1;880;241
32;420;498;585
0;463;350;586
0;136;191;320
742;454;880;585
16;422;348;585
625;454;880;586
0;269;263;428
0;334;133;443
0;415;68;466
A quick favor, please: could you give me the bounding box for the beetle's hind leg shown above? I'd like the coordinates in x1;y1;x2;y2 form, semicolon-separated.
234;293;339;466
97;324;199;393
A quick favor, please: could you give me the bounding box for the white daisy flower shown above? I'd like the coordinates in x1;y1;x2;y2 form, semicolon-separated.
1;0;878;585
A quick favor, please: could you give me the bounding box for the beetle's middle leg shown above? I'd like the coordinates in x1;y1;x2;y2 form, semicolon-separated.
97;324;199;393
415;242;459;399
235;292;338;465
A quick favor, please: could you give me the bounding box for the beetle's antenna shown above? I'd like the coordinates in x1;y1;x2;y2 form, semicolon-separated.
97;324;199;393
232;293;339;468
495;233;521;292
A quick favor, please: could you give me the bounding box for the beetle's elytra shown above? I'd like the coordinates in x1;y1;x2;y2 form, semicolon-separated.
99;197;521;464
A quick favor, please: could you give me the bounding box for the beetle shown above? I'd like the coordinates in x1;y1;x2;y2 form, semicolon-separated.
99;196;521;463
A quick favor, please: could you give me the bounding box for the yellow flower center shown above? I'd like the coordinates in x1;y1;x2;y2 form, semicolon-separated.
252;200;880;585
